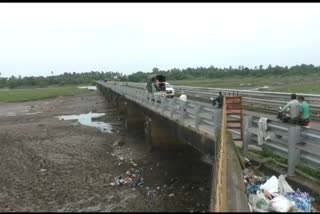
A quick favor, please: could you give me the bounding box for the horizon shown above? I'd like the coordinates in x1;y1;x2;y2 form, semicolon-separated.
1;3;320;78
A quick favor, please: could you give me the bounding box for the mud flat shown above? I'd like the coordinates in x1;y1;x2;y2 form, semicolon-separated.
0;90;211;212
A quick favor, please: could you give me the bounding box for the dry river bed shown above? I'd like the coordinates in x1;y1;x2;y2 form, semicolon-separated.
0;90;211;212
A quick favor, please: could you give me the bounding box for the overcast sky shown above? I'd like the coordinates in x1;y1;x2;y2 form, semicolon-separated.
0;3;320;77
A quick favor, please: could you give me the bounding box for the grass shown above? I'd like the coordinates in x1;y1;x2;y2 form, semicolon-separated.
0;86;89;102
170;73;320;94
250;148;320;180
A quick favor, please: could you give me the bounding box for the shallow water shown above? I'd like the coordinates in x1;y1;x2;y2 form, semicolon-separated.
78;86;97;90
58;112;112;133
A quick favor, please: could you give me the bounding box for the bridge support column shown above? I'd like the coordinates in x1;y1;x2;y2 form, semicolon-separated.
144;116;182;151
106;89;113;102
125;101;145;131
116;95;127;115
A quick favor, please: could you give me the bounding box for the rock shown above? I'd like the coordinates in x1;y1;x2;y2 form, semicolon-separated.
113;138;125;147
168;193;175;197
40;168;47;172
110;182;115;186
199;187;204;191
130;160;138;166
196;203;200;207
72;122;80;127
119;157;124;161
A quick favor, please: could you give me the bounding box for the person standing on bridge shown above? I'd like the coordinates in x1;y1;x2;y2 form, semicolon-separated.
279;93;299;124
211;91;224;108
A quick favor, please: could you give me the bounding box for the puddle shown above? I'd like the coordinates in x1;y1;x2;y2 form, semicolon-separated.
58;112;112;133
78;86;97;91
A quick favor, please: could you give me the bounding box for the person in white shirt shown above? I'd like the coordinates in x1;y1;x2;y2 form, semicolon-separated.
279;93;299;124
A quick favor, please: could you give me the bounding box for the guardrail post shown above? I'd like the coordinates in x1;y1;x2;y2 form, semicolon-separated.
148;94;153;106
152;95;158;106
160;97;167;113
194;105;202;130
169;99;175;118
288;125;301;176
179;101;187;123
243;115;253;156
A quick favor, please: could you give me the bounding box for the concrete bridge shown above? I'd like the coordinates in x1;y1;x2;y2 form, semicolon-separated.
97;81;250;212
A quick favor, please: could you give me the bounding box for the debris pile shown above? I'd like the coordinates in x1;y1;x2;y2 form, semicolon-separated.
244;168;315;212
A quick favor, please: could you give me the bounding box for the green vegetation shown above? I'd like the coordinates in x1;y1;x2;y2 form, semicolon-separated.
0;86;88;102
170;74;320;93
250;148;320;180
0;71;125;89
260;147;288;164
127;65;320;93
1;64;320;93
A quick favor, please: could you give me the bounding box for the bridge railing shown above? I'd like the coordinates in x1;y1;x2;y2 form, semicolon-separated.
125;82;320;119
98;81;320;175
238;115;320;175
101;81;218;137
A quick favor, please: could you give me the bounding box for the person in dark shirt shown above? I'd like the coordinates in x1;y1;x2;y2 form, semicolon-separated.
212;91;224;108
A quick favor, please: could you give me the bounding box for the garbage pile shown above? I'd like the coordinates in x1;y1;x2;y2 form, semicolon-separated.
244;168;314;212
110;170;143;187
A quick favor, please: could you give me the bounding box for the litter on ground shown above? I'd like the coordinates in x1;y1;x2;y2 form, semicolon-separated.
244;167;315;212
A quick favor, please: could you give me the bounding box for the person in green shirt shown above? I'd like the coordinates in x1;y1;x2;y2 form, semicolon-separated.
297;96;310;126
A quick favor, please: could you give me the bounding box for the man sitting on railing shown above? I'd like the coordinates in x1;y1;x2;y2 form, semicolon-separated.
211;92;224;108
297;96;310;127
279;93;299;124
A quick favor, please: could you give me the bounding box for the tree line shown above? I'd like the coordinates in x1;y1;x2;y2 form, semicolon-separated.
127;64;320;82
0;71;127;89
0;64;319;88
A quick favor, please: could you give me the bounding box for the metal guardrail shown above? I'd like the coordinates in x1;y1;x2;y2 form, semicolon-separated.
124;82;320;119
97;81;320;175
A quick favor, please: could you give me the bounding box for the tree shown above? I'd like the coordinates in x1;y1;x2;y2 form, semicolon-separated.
152;67;159;73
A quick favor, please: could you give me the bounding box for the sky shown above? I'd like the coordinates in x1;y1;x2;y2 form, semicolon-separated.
0;3;320;78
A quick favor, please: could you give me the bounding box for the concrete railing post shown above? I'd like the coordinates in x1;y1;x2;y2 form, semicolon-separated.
194;105;202;130
179;101;187;123
153;95;157;106
160;97;167;113
169;99;175;118
243;115;253;156
213;108;222;130
288;125;301;176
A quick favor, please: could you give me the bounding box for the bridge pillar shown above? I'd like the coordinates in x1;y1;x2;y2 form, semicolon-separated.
144;116;182;151
124;101;145;131
106;88;113;102
116;95;127;115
